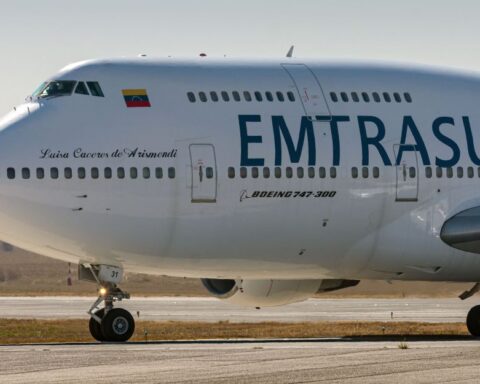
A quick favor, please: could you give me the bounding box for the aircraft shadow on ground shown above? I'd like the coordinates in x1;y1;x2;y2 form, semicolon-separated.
0;335;474;347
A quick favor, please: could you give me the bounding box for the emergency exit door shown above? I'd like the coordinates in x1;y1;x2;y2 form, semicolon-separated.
394;144;418;202
189;144;217;203
281;63;331;121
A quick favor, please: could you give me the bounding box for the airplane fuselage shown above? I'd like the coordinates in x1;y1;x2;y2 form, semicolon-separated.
1;58;480;282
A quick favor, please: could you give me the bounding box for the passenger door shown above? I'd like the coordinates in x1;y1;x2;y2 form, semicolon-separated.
394;144;418;202
281;63;331;121
189;144;217;203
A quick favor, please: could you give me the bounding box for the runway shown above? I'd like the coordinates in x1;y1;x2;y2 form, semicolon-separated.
1;339;479;383
0;296;473;322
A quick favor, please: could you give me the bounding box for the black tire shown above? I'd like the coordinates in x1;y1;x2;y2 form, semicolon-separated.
89;308;105;342
467;305;480;337
100;308;135;342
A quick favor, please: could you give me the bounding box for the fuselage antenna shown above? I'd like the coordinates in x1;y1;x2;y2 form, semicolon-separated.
286;45;294;58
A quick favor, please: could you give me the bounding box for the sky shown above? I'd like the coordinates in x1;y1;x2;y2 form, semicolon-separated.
0;0;479;115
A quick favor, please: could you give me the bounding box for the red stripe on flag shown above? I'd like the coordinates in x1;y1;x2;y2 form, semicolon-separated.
126;100;151;108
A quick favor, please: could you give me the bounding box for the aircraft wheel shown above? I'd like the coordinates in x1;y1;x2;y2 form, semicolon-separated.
466;305;480;337
88;308;105;342
100;308;135;342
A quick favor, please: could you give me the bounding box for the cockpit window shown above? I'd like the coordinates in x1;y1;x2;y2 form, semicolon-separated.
32;82;48;97
36;81;77;99
75;82;89;95
87;82;104;97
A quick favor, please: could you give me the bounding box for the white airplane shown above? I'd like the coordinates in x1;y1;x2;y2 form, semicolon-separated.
1;55;480;342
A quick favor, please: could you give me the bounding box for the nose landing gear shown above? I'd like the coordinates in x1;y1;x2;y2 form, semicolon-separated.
80;264;135;342
87;285;135;342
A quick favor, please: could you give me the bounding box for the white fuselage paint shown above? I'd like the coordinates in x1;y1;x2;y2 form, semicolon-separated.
0;57;479;282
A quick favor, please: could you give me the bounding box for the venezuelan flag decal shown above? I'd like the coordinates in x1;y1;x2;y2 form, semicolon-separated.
122;89;151;108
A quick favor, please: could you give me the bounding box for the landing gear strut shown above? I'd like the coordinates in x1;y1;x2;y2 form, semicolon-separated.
80;264;135;342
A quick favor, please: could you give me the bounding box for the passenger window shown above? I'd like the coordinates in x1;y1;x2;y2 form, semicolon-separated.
457;167;463;178
221;91;230;102
351;92;359;102
330;167;337;178
243;91;252;102
232;91;241;102
206;167;214;179
263;167;270;178
319;167;326;178
64;167;72;179
254;91;263;102
373;167;380;178
362;167;369;178
287;91;296;102
75;82;89;95
78;167;86;179
143;167;150;179
91;167;99;179
274;167;281;178
362;92;370;102
446;167;453;178
383;92;391;103
155;167;163;179
330;92;338;102
409;167;416;178
468;166;474;178
297;167;304;178
425;167;432;178
286;167;293;178
393;92;402;103
50;167;59;179
372;92;381;102
210;92;219;102
199;92;207;102
308;167;315;178
265;92;274;102
340;92;349;102
36;168;44;179
276;92;285;102
228;167;235;179
7;167;15;179
351;167;358;178
22;168;30;179
251;167;259;178
187;92;196;103
86;82;104;97
240;167;247;178
117;167;125;179
168;167;175;179
104;167;112;179
404;93;413;103
130;167;138;179
436;167;443;178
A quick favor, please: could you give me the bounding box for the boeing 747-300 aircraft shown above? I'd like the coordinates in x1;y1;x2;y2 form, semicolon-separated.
1;56;480;341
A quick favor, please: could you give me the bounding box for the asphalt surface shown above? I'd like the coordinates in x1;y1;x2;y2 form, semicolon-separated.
0;296;474;323
1;339;479;383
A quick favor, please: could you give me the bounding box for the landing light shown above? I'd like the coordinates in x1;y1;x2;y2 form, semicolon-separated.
99;287;107;296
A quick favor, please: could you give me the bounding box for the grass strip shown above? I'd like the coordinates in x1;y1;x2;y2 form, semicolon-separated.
0;319;470;344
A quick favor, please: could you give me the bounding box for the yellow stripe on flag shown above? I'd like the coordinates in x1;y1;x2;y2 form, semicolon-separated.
122;89;148;96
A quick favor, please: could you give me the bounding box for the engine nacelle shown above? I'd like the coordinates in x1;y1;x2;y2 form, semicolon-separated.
201;278;359;307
